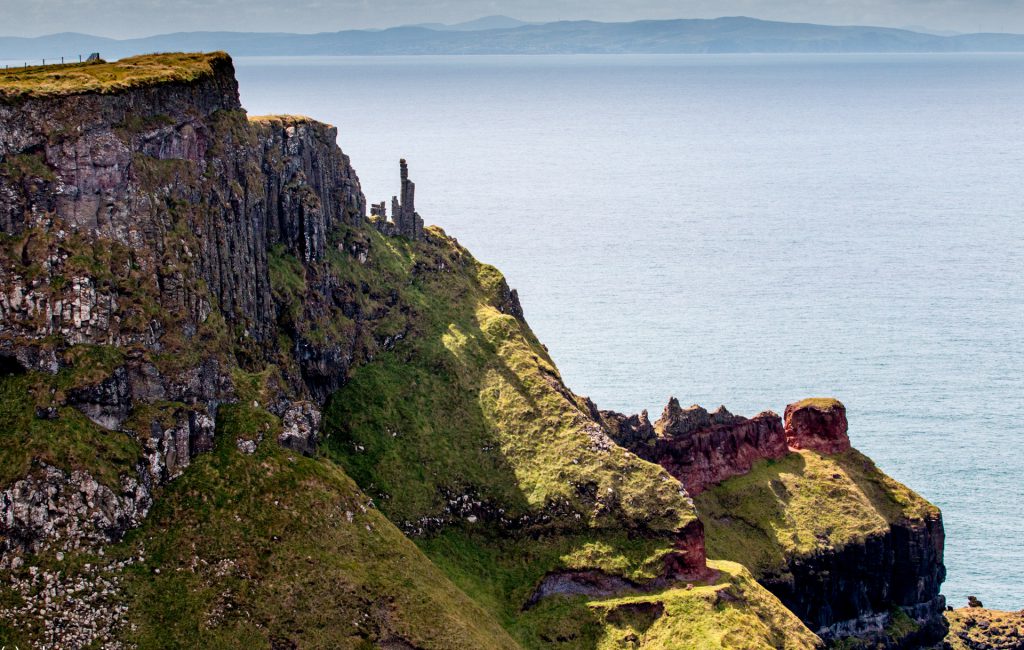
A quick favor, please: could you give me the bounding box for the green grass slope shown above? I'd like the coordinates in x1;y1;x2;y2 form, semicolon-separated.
694;449;939;578
588;561;820;650
0;403;519;649
115;410;519;649
313;226;822;647
0;350;140;490
418;531;820;649
320;225;695;535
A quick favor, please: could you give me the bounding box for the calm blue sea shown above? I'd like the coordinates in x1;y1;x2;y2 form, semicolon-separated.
236;54;1024;610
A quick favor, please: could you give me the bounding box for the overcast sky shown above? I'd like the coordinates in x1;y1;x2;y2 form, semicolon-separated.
4;0;1024;38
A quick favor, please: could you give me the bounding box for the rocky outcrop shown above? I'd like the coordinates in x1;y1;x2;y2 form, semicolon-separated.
526;519;710;608
66;365;132;430
393;158;423;240
277;401;322;456
784;397;851;455
1;557;136;649
606;399;787;495
138;407;216;483
945;607;1024;650
0;464;151;561
613;395;947;647
600;408;656;446
525;570;644;608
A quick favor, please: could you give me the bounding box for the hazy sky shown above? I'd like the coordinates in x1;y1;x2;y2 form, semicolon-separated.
4;0;1024;38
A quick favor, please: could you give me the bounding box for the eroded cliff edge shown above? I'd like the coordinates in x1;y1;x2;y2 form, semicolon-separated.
0;53;947;650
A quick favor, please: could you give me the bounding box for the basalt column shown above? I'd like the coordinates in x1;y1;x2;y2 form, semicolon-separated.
392;159;424;240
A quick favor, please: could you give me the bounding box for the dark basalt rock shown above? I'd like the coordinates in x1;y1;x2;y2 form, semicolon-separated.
0;57;364;366
525;570;643;609
0;463;151;559
765;515;947;647
277;401;322;457
66;366;132;430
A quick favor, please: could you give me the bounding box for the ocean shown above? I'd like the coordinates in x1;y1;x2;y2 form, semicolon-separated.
235;53;1024;610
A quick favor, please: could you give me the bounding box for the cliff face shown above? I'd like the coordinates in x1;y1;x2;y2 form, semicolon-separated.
0;53;362;365
0;56;381;569
769;515;947;645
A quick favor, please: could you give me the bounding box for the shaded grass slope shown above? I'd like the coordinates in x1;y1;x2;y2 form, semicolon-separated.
321;225;695;536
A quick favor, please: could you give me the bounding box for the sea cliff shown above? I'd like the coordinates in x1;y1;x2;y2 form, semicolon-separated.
0;53;954;649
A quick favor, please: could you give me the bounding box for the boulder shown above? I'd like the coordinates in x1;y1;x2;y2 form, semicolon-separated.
277;401;322;456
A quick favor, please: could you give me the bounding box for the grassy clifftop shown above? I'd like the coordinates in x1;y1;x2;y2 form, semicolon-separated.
0;52;230;99
695;449;938;577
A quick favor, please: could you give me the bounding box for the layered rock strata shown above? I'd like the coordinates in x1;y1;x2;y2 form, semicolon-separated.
773;514;947;646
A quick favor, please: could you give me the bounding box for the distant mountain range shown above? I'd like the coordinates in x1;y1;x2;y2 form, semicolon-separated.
3;16;1024;62
406;15;535;32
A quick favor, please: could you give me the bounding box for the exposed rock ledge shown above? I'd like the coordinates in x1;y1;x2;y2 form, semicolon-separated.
602;399;788;496
525;519;712;608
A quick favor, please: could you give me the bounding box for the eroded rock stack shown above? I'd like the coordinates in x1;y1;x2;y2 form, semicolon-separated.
389;158;424;240
784;397;851;455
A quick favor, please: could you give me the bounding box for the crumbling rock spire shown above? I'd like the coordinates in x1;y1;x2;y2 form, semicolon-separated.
391;158;424;241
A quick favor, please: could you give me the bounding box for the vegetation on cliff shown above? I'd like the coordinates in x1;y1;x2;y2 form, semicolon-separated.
0;51;955;650
0;52;231;100
320;225;695;535
944;608;1024;650
116;416;519;649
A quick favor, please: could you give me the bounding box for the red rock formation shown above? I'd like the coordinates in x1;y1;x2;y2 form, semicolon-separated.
784;398;851;455
663;519;713;580
606;399;788;496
